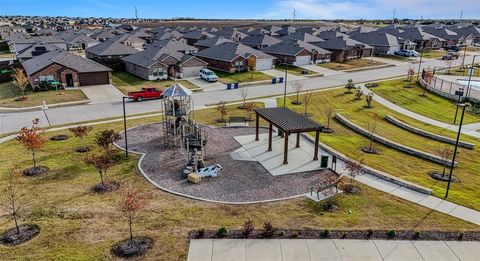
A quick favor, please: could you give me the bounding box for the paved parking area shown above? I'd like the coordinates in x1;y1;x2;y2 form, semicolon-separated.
188;239;480;261
80;84;125;104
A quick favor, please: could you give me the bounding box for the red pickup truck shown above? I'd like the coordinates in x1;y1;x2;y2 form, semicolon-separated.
128;88;163;102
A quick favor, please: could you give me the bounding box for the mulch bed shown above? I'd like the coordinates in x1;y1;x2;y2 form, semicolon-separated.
111;237;153;258
361;147;379;154
23;166;49;177
75;146;91;153
428;171;460;183
190;229;480;241
1;224;40;246
91;181;120;194
50;134;69;141
322;128;335;133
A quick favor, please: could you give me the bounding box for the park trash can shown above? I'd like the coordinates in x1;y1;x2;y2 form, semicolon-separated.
234;82;239;89
226;83;231;90
278;77;284;83
272;78;277;84
320;155;329;168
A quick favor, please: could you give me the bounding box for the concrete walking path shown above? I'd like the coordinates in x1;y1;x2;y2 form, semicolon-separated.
188;239;480;261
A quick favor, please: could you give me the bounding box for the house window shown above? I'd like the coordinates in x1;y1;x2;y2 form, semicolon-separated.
235;61;244;66
152;68;165;77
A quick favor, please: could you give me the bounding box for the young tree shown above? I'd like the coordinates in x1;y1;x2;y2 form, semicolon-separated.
84;153;114;188
238;88;249;109
94;129;120;156
216;101;228;123
445;59;453;75
11;68;29;99
406;66;415;88
317;173;340;211
323;104;334;132
345;79;355;94
303;91;314;116
244;102;257;121
242;219;254;238
0;167;25;234
344;158;363;193
69;125;93;151
291;81;303;104
354;86;363;100
365;93;374;108
121;188;146;242
247;56;256;79
434;145;454;178
363;121;377;153
16;118;46;169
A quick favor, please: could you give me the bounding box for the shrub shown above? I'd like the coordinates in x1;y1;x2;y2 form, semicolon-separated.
413;231;421;240
217;227;228;238
278;231;285;237
197;229;205;239
262;222;276;238
458;232;464;241
387;230;396;239
341;232;348;239
242;219;254;238
322;229;330;238
367;229;374;238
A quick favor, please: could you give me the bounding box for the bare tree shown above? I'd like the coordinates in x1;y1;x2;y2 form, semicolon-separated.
365;93;374;108
345;79;355;93
69;125;93;152
11;68;29;99
323;104;335;132
216;101;228;123
0;167;25;234
244;102;257;121
238;88;249;108
434;145;454;178
303;91;314;116
406;66;415;88
317;173;340;211
84;152;114;189
362;121;377;154
344;158;363;194
291;81;303;104
354;86;363;100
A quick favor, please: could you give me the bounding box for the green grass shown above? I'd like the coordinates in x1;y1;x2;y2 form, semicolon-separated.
375;54;415;62
1;113;478;260
211;69;271;84
419;50;447;59
275;64;312;76
0;82;87;108
194;102;265;126
370;78;480;124
280;88;480;210
112;71;202;95
318;59;386;71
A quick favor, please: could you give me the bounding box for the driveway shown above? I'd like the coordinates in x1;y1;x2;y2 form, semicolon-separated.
262;69;305;81
300;64;345;76
80;84;125;104
184;77;226;91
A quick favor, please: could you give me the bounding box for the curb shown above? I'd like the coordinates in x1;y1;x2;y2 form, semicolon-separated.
0;99;91;113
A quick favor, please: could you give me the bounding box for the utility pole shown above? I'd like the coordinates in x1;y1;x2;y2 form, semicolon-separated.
293;8;297;21
135;6;138;19
459;10;463;20
392;8;396;25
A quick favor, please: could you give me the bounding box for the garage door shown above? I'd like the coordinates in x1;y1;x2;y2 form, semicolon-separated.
294;55;311;66
78;72;110;86
255;58;274;71
182;66;205;78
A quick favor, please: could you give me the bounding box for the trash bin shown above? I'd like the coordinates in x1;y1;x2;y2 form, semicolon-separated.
226;83;231;90
320;155;329;168
272;78;277;84
234;82;239;89
278;77;284;83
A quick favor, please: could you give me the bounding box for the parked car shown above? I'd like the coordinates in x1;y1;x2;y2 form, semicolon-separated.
199;69;218;82
128;87;163;102
442;52;459;60
395;50;418;57
446;45;461;52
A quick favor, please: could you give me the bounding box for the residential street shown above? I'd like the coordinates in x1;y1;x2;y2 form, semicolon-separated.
0;54;477;134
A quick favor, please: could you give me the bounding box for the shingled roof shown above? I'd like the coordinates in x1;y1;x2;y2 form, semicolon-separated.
194;42;274;62
85;37;139;56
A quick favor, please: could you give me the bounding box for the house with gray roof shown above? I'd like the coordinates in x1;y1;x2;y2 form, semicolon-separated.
62;33;100;50
16;42;59;62
85;37;139;70
262;41;319;66
194;42;275;72
315;36;374;62
151;38;198;54
348;31;401;55
240;34;282;50
194;36;234;50
182;30;215;45
22;49;112;88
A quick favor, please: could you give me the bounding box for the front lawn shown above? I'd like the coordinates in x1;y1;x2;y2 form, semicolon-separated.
371;78;480;124
0;82;87;108
318;58;386;71
280;87;480;211
0;114;477;260
212;69;272;84
275;64;312;76
375;54;416;62
112;71;201;94
419;49;447;59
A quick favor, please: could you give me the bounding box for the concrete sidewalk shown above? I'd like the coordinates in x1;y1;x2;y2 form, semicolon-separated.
188;239;479;261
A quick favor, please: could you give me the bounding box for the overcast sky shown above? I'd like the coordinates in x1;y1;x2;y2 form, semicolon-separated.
0;0;478;20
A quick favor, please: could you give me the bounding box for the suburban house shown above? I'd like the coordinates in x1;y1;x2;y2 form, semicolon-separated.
85;38;139;70
262;42;314;65
194;36;234;50
5;35;67;53
422;26;473;46
395;27;446;50
315;36;374;62
122;45;207;80
240;34;282;49
182;30;215;45
22;49;112;88
194;42;275;72
447;24;480;44
347;31;401;55
151;38;198;54
211;28;248;41
62;33;100;50
16;42;59;62
280;32;324;43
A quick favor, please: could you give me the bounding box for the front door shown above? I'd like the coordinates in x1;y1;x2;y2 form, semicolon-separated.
65;74;74;87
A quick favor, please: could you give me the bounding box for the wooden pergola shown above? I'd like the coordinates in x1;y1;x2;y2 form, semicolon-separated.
254;107;324;165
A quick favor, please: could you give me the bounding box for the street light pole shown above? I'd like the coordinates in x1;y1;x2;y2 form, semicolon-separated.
461;44;467;68
417;46;425;80
283;58;288;107
122;96;129;158
445;103;466;198
466;55;478;98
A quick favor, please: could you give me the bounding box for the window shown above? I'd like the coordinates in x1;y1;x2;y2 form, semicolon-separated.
152;67;165;77
235;61;244;66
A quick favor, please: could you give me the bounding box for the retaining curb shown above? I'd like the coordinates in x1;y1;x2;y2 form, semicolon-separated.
0;99;91;113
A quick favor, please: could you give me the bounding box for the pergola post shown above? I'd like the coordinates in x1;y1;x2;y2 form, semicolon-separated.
295;132;300;148
313;130;319;160
268;123;272;151
283;132;289;164
255;113;259;141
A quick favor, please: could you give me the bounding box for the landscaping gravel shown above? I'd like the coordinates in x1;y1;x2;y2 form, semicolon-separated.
116;123;334;203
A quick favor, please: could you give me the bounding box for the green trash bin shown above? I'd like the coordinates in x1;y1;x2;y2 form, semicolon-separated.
320;155;329;168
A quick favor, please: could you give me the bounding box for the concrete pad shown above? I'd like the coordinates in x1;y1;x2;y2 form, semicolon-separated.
449;205;480;225
356;173;379;185
280;239;310;261
412;241;460;261
389;186;429;203
246;239;282;261
187;239;213;261
300;64;345;76
81;84;124;104
373;240;423;261
262;69;305;81
307;239;342;261
365;177;401;193
230;147;256;161
185;77;225;91
211;239;246;261
434;200;459;215
304;189;343;202
417;195;445;209
333;239;383;261
444;241;480;260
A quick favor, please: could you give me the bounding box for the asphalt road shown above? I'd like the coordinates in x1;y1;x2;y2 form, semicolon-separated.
0;55;477;134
